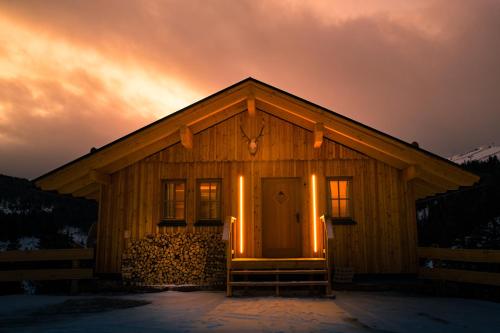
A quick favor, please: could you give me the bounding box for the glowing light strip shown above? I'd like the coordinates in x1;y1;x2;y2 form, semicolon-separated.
239;175;244;254
312;174;318;253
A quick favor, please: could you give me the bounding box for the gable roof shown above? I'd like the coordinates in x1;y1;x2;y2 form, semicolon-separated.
34;77;479;200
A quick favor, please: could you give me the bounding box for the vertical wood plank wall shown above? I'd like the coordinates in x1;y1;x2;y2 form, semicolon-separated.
96;110;418;275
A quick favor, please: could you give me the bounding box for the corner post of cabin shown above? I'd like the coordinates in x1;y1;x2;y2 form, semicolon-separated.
89;170;111;275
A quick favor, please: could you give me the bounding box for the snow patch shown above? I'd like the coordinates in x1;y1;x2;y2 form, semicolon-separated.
450;144;500;164
41;205;54;213
18;237;40;251
417;207;429;221
59;226;87;247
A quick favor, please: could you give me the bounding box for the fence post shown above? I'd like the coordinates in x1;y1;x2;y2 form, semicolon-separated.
70;259;80;294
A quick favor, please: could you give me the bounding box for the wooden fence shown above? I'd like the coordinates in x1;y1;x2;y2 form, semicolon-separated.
0;248;94;292
418;247;500;286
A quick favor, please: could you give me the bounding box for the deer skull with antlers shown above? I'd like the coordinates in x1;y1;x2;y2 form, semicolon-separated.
240;125;264;155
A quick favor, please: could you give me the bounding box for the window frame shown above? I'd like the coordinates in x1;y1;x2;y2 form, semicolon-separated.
326;176;356;225
159;179;187;226
195;178;223;226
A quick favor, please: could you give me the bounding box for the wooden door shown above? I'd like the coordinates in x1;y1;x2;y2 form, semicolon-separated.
262;178;302;258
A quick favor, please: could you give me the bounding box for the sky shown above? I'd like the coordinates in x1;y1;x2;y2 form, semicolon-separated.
0;0;499;179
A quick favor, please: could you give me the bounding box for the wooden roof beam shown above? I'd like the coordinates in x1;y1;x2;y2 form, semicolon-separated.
256;100;407;169
36;87;250;190
313;122;324;148
89;170;110;185
100;103;247;175
57;175;93;194
412;178;449;200
73;183;100;199
85;191;100;201
252;84;478;186
180;125;193;149
403;165;420;182
404;164;460;190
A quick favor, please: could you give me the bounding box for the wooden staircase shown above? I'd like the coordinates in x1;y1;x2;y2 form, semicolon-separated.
222;216;334;296
228;258;330;296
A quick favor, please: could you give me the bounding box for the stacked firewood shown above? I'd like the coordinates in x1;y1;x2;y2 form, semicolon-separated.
122;233;226;286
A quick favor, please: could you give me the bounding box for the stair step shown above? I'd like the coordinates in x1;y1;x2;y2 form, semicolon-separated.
230;280;329;287
231;258;326;270
231;269;327;275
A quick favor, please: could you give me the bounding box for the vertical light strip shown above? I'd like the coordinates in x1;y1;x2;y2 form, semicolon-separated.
312;174;318;253
239;175;244;254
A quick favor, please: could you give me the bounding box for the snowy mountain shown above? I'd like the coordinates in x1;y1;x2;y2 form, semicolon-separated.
450;145;500;164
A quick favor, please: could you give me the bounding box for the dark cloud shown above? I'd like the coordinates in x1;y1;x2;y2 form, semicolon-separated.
0;0;499;178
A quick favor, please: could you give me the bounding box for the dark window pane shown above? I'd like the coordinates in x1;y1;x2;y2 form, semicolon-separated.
175;183;185;201
210;183;217;201
200;201;209;219
198;180;221;220
175;201;185;219
163;181;186;220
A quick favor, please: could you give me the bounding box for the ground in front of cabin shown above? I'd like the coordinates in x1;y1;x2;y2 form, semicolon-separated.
1;291;499;332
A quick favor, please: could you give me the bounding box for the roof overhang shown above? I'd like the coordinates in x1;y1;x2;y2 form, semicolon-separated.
34;77;479;200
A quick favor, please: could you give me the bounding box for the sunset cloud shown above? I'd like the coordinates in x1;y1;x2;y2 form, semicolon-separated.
0;0;499;178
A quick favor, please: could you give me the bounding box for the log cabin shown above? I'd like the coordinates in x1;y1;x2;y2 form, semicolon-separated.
34;78;478;295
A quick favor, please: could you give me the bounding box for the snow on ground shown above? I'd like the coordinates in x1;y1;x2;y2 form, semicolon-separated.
1;291;500;333
450;144;500;164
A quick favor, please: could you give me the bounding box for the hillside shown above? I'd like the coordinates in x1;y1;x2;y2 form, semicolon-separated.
0;174;97;250
417;155;500;249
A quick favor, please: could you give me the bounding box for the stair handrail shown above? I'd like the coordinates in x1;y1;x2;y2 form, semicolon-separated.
223;216;236;296
223;216;236;260
320;214;334;295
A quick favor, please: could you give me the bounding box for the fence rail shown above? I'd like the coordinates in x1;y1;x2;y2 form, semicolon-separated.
0;248;94;292
418;247;500;286
0;248;94;263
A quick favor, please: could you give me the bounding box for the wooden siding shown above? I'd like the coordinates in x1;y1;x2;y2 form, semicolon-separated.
96;110;418;275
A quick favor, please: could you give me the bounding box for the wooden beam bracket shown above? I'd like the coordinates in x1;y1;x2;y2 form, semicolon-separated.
313;122;324;148
247;94;256;117
180;125;193;149
403;165;420;182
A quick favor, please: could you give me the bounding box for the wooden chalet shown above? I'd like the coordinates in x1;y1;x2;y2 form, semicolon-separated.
34;78;479;295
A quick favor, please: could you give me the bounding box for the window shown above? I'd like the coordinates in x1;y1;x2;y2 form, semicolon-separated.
161;180;186;223
197;179;221;223
327;178;353;221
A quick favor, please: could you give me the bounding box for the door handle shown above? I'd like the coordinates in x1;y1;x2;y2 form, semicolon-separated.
295;212;300;223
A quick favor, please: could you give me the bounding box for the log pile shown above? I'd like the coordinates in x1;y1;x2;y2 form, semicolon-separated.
122;233;226;287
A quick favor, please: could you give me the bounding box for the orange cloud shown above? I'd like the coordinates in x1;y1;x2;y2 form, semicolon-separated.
0;0;499;178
